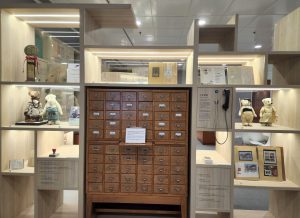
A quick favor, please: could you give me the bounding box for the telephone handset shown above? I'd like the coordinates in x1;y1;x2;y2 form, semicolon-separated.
222;89;230;111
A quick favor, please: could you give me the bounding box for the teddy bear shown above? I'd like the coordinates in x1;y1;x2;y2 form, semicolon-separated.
238;99;257;126
42;94;63;125
24;90;43;122
259;98;278;126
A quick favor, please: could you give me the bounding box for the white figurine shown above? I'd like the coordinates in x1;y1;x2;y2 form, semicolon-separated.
238;99;257;126
259;98;278;126
42;94;63;125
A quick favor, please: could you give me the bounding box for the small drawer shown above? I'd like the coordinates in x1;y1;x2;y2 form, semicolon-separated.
154;102;170;112
105;164;119;174
170;146;185;156
88;129;103;140
138;102;153;110
138;111;153;121
153;92;170;101
121;165;136;174
171;131;186;141
105;111;120;120
88;154;104;164
88;173;103;183
88;183;103;192
104;174;119;183
137;184;152;193
105;155;120;164
154;185;168;194
171;102;187;111
121;184;136;193
153;146;169;156
154;121;170;130
88;144;104;154
154;156;169;166
122;111;136;120
105;145;119;154
121;155;137;165
89;101;104;111
89;111;104;120
146;130;153;140
120;146;137;155
104;183;119;193
105;120;120;130
138;121;153;129
122;120;137;129
138;165;153;175
155;112;170;121
154;131;170;140
154;165;169;175
106;91;120;101
171;175;186;185
171;166;185;175
122;102;137;111
88;120;104;129
170;122;186;130
89;91;105;100
137;175;152;184
88;164;104;173
170;185;185;195
122;92;137;101
154;175;169;185
171;112;186;121
138;156;153;165
171;92;187;102
104;130;120;139
138;146;153;155
121;174;136;184
171;156;186;166
105;101;121;111
138;92;153;101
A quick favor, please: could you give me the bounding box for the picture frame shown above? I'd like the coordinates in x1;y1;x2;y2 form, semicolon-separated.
238;151;253;161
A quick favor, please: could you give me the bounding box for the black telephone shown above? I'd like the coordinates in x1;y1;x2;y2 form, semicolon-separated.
222;89;230;111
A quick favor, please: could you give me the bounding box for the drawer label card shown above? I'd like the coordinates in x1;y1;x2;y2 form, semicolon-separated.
109;121;116;125
175;132;182;136
109;112;116;116
93;112;100;116
175;113;182;117
92;131;100;134
158;122;166;127
109;131;116;135
126;103;133;107
143;113;149;117
159;104;166;108
159;132;166;136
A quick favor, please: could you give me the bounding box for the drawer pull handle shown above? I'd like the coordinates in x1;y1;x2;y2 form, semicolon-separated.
143;113;149;117
176;124;181;127
143;178;147;181
110;103;114;106
176;150;180;153
159;159;163;162
176;105;181;108
159;188;164;191
175;133;182;137
93;147;100;151
109;131;116;135
159;104;166;108
92;131;99;134
108;187;113;191
159;132;165;136
126;103;133;107
143;159;147;162
126;157;131;160
175;113;182;117
159;169;163;172
158;122;165;127
142;187;147;191
109;112;116;116
93;112;100;116
176;179;181;183
159;178;163;182
109;121;116;125
175;188;180;191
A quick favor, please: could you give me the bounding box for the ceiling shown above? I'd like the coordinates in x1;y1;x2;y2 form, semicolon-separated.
12;0;300;51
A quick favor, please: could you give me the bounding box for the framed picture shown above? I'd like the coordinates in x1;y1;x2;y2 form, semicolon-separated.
239;151;253;161
152;67;160;77
258;146;285;181
235;162;259;179
263;150;277;164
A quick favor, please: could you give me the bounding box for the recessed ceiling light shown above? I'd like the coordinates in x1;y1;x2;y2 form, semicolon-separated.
15;14;79;18
198;19;206;26
254;44;262;49
42;31;80;34
26;21;79;24
136;20;142;26
49;35;80;38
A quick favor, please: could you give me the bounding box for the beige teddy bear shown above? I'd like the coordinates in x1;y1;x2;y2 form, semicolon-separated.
42;94;63;125
259;98;278;126
239;99;257;126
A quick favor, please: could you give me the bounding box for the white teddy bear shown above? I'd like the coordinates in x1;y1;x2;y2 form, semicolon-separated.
238;99;257;126
259;98;278;126
42;94;63;125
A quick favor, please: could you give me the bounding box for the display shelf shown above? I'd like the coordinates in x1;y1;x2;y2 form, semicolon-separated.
235;123;300;133
234;179;300;191
0;81;80;87
38;145;79;159
2;122;79;131
196;150;231;167
234;210;274;218
2;166;34;176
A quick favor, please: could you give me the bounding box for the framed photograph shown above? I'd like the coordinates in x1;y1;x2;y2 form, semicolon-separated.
263;150;277;164
235;162;259;180
258;146;285;181
238;151;253;161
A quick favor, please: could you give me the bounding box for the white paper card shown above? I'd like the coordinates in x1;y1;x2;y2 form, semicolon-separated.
67;63;80;83
199;66;226;85
125;128;146;144
227;66;254;85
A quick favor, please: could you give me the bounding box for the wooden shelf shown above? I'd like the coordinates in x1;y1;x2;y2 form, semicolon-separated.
2;167;34;176
0;81;80;87
196;150;231;167
84;83;193;88
95;208;180;215
234;179;300;191
235;123;300;133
